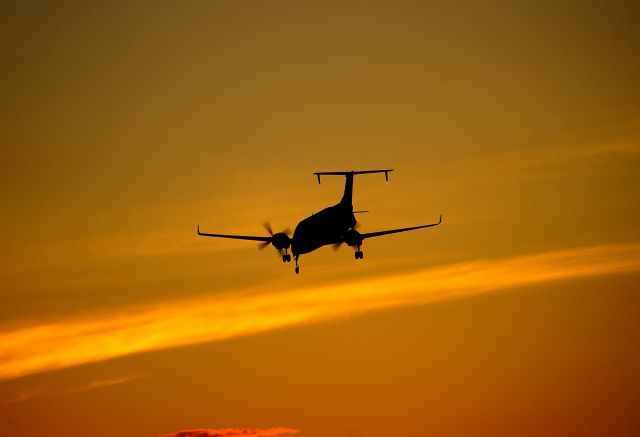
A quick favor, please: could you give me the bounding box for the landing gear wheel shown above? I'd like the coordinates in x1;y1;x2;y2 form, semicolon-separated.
295;266;300;274
354;251;363;260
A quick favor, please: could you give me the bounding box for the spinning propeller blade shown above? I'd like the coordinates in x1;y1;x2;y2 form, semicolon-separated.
258;240;271;250
263;222;274;236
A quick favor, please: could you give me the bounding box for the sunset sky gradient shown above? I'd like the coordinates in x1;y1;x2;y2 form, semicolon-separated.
1;1;639;436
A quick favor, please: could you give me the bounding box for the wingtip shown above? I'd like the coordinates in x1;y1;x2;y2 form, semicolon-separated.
197;224;200;235
438;214;442;224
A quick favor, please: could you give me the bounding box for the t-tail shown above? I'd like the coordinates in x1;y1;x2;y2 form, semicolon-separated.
313;169;393;206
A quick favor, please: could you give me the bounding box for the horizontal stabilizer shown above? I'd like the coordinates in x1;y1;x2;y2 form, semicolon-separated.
314;169;393;184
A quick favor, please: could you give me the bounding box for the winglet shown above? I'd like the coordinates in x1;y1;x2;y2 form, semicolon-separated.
197;224;200;235
438;214;442;224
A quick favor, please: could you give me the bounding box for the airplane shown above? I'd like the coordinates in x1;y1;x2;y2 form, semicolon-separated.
197;169;442;274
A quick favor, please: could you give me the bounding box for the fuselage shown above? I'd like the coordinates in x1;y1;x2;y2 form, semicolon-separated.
292;203;356;255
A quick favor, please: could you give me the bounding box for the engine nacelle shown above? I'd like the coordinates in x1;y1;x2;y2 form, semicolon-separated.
343;229;363;247
271;232;291;250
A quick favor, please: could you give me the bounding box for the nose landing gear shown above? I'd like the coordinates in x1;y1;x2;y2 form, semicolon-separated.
294;255;300;274
354;245;364;260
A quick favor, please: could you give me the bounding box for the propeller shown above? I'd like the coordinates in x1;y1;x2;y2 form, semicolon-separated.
258;222;292;256
258;240;271;250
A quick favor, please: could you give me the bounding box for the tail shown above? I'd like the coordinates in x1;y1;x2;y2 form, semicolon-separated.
313;169;392;206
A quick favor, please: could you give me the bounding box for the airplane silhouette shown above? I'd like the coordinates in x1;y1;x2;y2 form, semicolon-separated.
197;169;441;274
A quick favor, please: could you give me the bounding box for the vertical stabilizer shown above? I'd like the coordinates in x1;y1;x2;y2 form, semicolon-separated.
340;172;354;206
313;169;393;207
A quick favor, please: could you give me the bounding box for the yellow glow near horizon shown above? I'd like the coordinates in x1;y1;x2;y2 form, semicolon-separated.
1;243;639;382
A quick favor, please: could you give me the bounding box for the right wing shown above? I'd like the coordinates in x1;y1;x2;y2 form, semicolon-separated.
197;225;271;242
360;215;442;240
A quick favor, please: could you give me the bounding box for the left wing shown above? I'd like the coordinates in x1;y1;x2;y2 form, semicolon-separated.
197;225;271;242
360;215;442;240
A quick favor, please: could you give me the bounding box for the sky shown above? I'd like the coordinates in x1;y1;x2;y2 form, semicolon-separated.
1;1;639;436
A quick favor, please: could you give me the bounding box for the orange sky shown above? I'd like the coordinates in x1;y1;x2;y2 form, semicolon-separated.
1;1;640;436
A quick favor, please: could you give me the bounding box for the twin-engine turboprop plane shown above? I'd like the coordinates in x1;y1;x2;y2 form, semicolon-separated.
197;170;441;274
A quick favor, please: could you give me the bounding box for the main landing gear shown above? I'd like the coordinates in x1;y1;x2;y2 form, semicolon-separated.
354;245;364;260
281;248;292;263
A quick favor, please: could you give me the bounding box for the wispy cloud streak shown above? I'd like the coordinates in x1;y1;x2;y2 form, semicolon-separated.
161;428;299;437
1;244;639;381
2;374;144;404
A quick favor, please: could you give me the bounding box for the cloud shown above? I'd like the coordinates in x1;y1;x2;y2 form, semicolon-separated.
1;243;639;381
2;374;145;405
581;141;640;157
161;428;299;437
468;140;640;183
